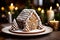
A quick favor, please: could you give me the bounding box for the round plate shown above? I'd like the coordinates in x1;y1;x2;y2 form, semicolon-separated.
2;26;53;36
9;27;45;34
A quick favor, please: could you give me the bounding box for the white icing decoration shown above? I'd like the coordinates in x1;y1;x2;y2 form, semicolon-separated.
13;19;19;29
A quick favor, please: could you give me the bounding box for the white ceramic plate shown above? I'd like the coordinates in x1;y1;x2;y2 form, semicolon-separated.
2;26;53;36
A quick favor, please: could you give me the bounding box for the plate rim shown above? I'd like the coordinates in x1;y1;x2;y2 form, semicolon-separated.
1;26;53;36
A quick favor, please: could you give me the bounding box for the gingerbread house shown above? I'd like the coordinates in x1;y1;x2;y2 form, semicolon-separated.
10;9;44;32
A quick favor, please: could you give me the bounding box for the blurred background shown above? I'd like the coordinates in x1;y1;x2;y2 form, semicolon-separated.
0;0;60;24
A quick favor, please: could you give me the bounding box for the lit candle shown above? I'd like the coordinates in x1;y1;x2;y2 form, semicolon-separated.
56;3;59;7
38;7;41;11
50;19;59;23
9;3;15;11
15;7;18;10
49;19;59;30
47;6;54;21
8;12;12;23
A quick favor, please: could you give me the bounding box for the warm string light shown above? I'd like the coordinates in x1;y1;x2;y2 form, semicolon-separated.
41;9;44;13
15;7;18;10
56;3;60;10
8;12;11;14
38;7;41;11
1;3;18;11
1;7;5;11
56;3;59;7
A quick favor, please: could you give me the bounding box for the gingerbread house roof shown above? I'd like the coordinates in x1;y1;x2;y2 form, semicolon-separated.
17;9;41;22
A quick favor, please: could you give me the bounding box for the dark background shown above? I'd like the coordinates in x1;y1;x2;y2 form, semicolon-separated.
0;0;60;23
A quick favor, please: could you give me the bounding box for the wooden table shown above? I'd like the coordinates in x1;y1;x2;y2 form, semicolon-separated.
0;31;60;40
0;24;60;40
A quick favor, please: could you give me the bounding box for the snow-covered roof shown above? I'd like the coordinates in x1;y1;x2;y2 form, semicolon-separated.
16;9;40;21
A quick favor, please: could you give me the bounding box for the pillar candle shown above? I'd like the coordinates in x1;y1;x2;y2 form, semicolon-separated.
47;6;54;21
8;12;12;23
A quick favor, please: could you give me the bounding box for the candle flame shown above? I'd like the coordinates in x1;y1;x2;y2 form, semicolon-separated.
11;3;13;6
9;3;15;11
38;7;41;11
54;19;55;21
50;6;52;10
56;3;59;7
